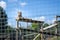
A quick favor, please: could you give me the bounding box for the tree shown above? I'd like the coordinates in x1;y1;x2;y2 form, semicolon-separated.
31;23;49;30
0;6;8;40
6;25;15;33
43;23;49;28
31;23;40;30
0;6;8;33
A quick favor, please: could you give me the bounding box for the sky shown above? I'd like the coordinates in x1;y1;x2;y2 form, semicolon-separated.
0;0;60;28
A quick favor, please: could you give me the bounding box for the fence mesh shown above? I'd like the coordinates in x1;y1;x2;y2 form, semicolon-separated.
0;0;60;40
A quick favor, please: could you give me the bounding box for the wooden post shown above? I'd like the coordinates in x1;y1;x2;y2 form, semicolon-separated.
40;23;44;40
40;27;44;40
55;16;58;40
16;21;19;40
16;11;22;40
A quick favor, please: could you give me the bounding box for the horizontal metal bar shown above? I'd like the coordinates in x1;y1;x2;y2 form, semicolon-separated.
23;33;38;37
40;23;57;31
16;17;44;23
19;28;60;36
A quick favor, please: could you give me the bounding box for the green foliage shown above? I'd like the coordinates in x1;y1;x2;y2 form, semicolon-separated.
6;25;15;33
43;23;49;28
31;23;49;30
32;23;39;30
6;25;12;33
0;6;7;33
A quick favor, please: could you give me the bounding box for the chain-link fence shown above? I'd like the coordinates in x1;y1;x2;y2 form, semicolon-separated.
0;0;60;40
0;10;60;40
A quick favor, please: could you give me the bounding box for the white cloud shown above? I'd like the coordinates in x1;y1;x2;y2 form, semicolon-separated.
52;19;56;23
33;16;45;21
8;22;12;26
20;2;27;7
46;19;56;24
39;16;45;21
0;1;6;9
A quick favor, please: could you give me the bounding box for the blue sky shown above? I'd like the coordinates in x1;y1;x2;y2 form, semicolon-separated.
0;0;60;28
